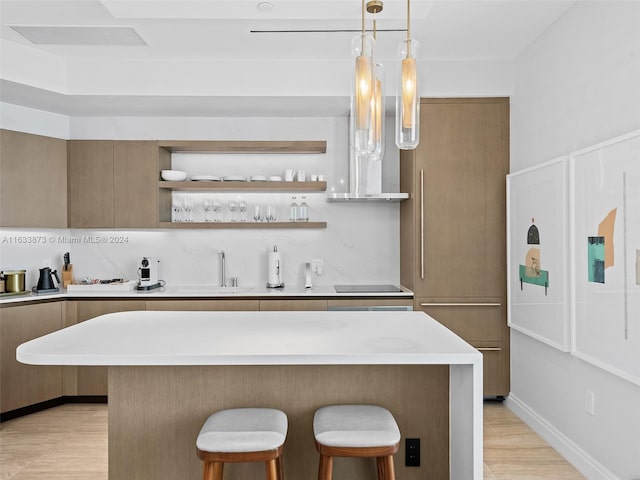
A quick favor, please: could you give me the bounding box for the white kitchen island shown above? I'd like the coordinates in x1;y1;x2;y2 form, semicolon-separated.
17;310;482;480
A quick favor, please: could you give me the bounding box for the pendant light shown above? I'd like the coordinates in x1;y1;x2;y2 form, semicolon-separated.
351;0;376;155
395;0;420;150
368;1;385;160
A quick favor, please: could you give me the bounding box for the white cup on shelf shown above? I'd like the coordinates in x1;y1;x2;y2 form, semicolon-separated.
297;169;306;181
284;169;294;181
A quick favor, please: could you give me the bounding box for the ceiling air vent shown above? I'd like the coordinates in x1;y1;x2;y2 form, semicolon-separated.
9;25;146;46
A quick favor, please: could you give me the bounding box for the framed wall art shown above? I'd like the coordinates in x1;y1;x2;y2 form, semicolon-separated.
570;130;640;385
507;156;571;351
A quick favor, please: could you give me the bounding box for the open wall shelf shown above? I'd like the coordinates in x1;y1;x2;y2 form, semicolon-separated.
158;222;327;229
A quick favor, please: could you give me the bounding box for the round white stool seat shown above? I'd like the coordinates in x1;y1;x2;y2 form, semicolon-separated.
313;405;400;448
197;408;288;453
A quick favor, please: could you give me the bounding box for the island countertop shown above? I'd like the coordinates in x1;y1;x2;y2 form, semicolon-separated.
16;310;483;480
17;310;479;367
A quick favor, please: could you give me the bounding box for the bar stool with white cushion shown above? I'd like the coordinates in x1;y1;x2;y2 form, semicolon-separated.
196;408;288;480
313;405;401;480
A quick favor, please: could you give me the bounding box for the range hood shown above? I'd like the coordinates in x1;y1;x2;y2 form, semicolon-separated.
328;192;409;202
328;132;409;203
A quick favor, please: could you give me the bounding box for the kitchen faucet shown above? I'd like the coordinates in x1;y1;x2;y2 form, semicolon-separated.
219;250;226;287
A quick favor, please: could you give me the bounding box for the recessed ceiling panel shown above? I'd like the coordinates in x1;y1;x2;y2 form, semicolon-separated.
100;0;434;21
9;25;146;45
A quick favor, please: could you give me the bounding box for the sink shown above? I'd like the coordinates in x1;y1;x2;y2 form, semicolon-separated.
174;286;254;294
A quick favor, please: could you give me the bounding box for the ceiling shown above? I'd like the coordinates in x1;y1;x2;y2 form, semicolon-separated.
0;0;576;116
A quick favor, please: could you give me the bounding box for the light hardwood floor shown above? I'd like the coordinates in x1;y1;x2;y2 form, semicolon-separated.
0;402;585;480
483;402;585;479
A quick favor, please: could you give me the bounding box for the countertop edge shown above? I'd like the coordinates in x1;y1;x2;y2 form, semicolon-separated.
1;286;414;305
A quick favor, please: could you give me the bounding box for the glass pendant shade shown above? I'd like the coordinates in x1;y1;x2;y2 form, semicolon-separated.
351;33;376;155
395;38;420;150
370;62;385;160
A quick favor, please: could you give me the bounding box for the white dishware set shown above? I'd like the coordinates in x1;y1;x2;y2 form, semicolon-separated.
162;169;324;183
283;169;324;182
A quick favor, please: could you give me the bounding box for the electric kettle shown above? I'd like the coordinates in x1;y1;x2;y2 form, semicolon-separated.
34;267;60;293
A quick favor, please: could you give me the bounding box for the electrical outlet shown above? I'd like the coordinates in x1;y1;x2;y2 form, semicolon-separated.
311;258;323;275
585;390;595;416
405;438;420;467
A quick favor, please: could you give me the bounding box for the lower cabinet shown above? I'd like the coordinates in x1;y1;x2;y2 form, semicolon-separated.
66;300;147;396
0;302;64;413
259;299;328;311
146;300;259;311
327;299;413;310
416;300;509;397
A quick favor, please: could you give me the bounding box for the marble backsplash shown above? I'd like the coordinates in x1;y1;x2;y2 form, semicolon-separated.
0;201;400;289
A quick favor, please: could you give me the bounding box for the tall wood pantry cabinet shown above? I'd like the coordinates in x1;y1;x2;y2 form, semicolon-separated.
400;98;510;397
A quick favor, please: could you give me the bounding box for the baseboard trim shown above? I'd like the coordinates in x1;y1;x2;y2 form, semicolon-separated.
0;396;107;422
506;394;620;480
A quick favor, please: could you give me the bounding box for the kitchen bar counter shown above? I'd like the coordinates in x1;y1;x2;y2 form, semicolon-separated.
0;284;413;305
17;311;480;480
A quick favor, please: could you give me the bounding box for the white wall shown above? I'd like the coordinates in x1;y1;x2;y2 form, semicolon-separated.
509;2;640;479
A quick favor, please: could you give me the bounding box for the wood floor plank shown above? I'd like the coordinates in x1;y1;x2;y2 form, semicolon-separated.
483;403;586;480
0;404;107;480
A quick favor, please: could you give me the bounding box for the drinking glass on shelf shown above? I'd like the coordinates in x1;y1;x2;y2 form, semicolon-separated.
203;197;213;222
252;204;263;222
228;199;237;222
238;198;247;222
265;205;277;223
212;198;222;222
183;195;194;222
172;194;183;222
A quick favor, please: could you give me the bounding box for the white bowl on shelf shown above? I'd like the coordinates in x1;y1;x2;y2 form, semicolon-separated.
161;170;188;181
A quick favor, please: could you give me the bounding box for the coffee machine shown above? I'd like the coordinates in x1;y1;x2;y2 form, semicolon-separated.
136;257;161;291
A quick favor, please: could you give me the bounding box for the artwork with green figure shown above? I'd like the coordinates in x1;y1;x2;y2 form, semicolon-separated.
587;236;605;284
519;264;549;288
521;246;549;287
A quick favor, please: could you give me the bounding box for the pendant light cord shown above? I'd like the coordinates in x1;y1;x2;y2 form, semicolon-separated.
406;0;411;39
406;0;412;57
361;0;365;50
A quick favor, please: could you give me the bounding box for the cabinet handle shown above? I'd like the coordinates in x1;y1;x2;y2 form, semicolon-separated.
420;168;425;280
420;303;502;307
476;347;502;352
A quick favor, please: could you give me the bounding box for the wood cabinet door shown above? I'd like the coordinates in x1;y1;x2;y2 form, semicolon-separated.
259;299;328;311
416;301;509;396
114;141;160;228
146;300;260;311
0;129;67;228
413;99;509;299
0;302;63;413
67;140;115;227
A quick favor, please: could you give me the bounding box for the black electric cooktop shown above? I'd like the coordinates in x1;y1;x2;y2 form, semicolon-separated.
334;284;402;293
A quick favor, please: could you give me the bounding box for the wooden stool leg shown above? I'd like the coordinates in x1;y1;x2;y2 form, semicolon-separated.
203;462;214;480
276;454;284;480
318;454;333;480
376;455;395;480
266;458;279;480
212;462;224;480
